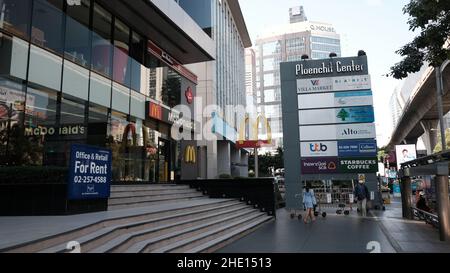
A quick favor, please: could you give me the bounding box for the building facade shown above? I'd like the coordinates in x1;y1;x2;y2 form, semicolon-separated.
251;6;341;153
183;0;251;179
245;48;257;114
0;0;215;183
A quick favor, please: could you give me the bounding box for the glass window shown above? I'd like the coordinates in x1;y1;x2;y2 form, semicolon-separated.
178;0;212;37
65;0;91;67
87;103;108;147
91;3;112;77
24;85;59;166
130;31;145;92
264;73;274;87
0;0;32;39
108;110;133;182
262;41;281;56
0;77;26;165
113;18;131;86
31;0;64;54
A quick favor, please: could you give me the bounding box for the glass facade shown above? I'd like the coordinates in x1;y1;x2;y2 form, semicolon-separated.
0;0;196;183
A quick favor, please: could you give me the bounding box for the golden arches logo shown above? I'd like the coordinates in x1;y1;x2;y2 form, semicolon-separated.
237;114;272;148
184;145;196;164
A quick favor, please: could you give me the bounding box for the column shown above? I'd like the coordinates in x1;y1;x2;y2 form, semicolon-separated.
436;175;450;241
400;176;413;219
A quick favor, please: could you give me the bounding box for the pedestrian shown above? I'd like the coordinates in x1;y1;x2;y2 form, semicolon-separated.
303;186;316;223
354;180;370;217
416;191;431;213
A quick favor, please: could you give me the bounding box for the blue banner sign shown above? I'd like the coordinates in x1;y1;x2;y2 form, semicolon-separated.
68;144;112;200
335;106;374;123
338;139;377;157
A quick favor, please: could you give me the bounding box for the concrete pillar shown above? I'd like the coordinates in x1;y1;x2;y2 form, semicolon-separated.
400;176;413;219
240;152;249;177
217;141;231;177
230;146;240;177
206;141;218;179
436;175;450;241
421;120;439;155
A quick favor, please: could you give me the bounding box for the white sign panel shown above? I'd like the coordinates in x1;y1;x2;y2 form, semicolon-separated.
299;123;376;141
297;75;371;94
300;141;338;157
395;144;417;170
298;90;373;109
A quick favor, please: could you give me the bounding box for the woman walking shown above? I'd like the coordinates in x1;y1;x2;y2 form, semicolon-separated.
303;186;316;224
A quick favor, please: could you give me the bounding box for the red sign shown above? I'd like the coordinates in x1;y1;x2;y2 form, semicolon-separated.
236;140;272;149
149;102;162;121
147;41;198;84
185;86;194;104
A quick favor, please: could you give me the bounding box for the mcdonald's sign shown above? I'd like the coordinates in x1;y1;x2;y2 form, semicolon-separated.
148;102;162;121
184;145;196;164
236;115;273;149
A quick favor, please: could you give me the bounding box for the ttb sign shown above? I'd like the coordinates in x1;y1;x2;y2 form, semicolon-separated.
68;144;112;200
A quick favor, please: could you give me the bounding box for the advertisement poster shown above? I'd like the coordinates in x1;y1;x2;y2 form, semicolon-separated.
298;106;374;125
300;141;338;157
298;90;373;109
338;157;378;173
68;144;112;200
338;139;377;157
395;144;417;170
301;157;338;174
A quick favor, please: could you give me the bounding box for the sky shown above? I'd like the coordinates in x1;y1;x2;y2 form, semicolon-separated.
239;0;418;147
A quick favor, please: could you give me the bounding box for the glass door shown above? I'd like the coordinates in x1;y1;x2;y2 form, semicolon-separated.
158;138;170;183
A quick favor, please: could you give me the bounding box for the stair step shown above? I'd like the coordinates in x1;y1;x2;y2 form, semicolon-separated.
90;207;256;253
108;196;209;210
108;192;203;205
187;216;274;253
110;184;190;192
150;212;267;253
110;189;197;198
4;199;236;253
126;210;264;253
39;202;246;253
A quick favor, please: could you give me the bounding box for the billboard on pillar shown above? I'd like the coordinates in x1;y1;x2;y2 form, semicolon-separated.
395;144;417;170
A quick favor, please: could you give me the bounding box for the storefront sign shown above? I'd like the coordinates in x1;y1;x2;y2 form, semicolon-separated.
68;144;112;200
24;125;86;137
338;139;377;157
236;114;272;148
338;157;378;173
301;157;338;174
299;106;374;125
297;75;371;93
299;123;376;141
146;102;195;131
300;141;338;157
184;145;196;164
298;90;373;109
295;56;368;78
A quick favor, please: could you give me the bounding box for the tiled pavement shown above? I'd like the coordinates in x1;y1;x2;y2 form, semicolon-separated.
218;198;450;253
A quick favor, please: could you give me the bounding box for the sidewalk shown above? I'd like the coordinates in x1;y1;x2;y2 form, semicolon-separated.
370;198;450;253
217;199;450;253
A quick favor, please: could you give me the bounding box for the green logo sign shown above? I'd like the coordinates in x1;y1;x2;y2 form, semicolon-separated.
338;157;378;173
337;109;350;121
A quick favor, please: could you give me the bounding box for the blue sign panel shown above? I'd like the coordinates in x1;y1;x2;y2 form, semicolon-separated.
338;139;377;157
335;106;374;123
68;144;112;200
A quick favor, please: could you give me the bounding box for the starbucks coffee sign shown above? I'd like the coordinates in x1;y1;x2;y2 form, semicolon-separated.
338;157;378;173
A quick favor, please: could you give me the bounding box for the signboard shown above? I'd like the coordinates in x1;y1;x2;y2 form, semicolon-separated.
395;144;417;170
295;56;369;79
297;75;371;93
298;90;373;109
299;106;374;125
338;139;377;157
338;157;378;173
299;123;376;141
68;144;112;200
300;141;338;157
301;157;338;174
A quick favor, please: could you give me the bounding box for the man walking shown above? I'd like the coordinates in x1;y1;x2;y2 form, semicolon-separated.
354;181;370;217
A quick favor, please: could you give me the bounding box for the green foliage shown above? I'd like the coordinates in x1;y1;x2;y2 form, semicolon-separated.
389;0;450;79
433;128;450;153
218;173;233;179
248;147;284;177
0;166;69;184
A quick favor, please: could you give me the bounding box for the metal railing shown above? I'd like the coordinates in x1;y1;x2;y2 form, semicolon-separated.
411;207;439;228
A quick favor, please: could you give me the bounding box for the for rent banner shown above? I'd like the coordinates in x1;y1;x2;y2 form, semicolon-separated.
68;144;112;200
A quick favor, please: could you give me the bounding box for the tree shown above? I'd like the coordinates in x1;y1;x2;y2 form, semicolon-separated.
433;128;450;153
389;0;450;79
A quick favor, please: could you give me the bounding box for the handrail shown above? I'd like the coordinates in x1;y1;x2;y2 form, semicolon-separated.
411;207;439;228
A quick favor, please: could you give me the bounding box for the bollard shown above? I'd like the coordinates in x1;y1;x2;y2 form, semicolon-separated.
400;176;413;220
435;175;450;241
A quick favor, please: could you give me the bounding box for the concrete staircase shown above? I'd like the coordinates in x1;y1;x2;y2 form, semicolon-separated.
108;184;207;210
2;185;273;253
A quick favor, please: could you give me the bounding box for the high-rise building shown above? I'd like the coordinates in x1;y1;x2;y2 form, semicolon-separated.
245;48;257;114
251;6;341;153
184;0;252;178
